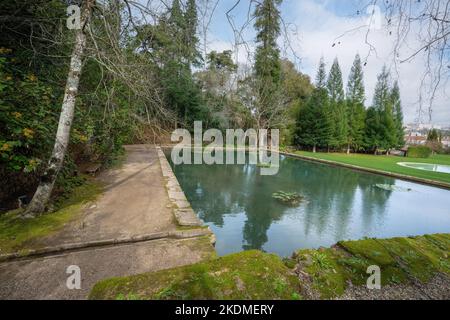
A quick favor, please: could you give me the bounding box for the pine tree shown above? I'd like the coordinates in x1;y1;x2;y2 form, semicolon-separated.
364;106;382;154
367;66;396;153
253;0;283;129
316;57;327;89
162;0;207;128
327;58;347;150
185;0;200;68
391;81;404;148
427;129;439;141
295;59;332;151
169;0;184;29
346;54;366;153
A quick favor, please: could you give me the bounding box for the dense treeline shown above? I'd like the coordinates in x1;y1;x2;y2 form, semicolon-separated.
0;1;135;209
0;0;406;214
0;0;313;212
295;55;404;154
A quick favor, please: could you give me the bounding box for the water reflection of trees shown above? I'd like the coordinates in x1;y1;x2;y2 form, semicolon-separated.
172;153;394;251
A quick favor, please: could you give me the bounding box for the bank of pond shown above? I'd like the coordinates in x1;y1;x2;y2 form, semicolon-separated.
89;233;450;300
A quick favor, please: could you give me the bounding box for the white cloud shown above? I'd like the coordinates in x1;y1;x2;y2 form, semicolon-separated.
205;0;449;125
288;0;450;125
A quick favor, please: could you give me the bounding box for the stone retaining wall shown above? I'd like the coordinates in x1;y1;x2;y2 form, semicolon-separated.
156;147;205;228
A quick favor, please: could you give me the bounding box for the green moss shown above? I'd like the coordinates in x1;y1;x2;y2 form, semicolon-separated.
0;178;103;254
184;235;217;261
89;251;301;300
89;234;450;300
176;225;209;231
339;238;394;265
337;239;407;286
293;234;450;299
404;236;450;274
380;237;443;282
425;234;450;251
295;248;346;299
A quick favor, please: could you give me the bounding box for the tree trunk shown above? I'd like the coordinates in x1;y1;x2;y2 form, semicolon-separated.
346;144;350;154
312;145;316;153
23;0;94;218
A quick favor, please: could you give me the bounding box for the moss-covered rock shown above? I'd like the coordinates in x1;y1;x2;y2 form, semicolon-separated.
89;234;450;300
89;251;301;300
293;234;450;299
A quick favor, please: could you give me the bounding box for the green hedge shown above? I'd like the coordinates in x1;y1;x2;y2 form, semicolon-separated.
408;145;432;158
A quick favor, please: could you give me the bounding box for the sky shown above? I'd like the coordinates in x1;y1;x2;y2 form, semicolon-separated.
198;0;450;126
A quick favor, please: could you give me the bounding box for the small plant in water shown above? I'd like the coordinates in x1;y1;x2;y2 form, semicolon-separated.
272;191;304;206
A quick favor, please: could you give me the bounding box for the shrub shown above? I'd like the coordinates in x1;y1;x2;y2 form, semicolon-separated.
407;145;432;158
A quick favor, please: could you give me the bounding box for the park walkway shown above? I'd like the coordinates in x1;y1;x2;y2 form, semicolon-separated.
0;145;214;299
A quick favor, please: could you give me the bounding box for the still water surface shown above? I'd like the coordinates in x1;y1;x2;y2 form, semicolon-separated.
167;151;450;256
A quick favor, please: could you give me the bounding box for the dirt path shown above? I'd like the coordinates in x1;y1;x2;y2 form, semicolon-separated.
0;145;214;299
0;237;213;300
41;145;176;246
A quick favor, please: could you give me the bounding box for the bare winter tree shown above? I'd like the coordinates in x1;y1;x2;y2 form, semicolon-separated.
22;0;177;217
23;0;96;217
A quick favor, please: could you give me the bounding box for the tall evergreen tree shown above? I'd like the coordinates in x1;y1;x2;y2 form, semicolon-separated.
295;59;332;152
169;0;183;24
327;58;347;150
346;54;366;153
364;106;382;154
366;66;396;153
391;81;404;148
316;57;327;89
253;0;282;129
160;0;207;128
185;0;200;68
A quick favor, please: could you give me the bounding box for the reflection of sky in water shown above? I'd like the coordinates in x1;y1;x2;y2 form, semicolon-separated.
167;151;450;257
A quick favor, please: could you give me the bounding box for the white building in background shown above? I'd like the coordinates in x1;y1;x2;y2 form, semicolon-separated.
404;122;450;148
442;138;450;147
404;134;426;146
405;123;442;131
420;123;441;130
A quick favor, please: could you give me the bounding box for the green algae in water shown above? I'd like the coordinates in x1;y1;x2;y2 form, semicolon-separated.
272;191;304;206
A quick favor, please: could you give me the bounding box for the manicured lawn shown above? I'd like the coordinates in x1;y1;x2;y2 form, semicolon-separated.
0;178;102;255
291;151;450;184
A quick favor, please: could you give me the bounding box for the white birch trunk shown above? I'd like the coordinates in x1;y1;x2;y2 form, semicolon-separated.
23;0;94;218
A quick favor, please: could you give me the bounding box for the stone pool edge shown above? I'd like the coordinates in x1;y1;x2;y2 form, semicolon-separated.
156;146;212;231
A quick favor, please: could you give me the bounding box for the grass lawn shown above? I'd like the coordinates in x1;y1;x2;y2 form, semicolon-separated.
0;178;103;255
290;151;450;185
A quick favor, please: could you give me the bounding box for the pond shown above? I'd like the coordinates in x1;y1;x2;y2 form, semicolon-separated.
166;151;450;257
398;162;450;174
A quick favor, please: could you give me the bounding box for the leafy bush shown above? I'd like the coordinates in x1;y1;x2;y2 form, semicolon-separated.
407;145;432;158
